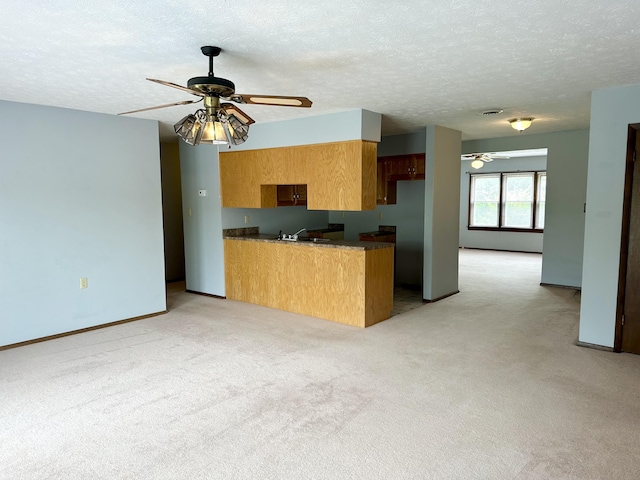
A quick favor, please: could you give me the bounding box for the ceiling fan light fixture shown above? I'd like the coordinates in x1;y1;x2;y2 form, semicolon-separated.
174;108;251;146
174;113;201;145
509;117;534;132
471;159;485;169
197;113;230;145
224;114;250;145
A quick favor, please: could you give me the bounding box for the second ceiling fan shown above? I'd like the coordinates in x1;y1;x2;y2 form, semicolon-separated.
119;46;312;146
462;152;510;169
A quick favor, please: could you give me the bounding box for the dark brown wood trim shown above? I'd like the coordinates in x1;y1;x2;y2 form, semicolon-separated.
460;247;542;255
615;124;640;352
423;290;459;303
0;310;168;351
468;169;547;175
468;170;546;231
468;226;544;233
186;289;226;299
467;173;473;228
540;282;581;291
576;341;615;352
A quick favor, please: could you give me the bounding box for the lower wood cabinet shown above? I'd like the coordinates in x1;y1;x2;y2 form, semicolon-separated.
224;239;394;327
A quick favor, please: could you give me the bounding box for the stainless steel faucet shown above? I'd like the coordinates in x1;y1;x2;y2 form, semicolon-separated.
280;228;306;241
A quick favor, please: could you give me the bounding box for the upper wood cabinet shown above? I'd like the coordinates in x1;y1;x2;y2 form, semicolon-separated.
377;153;426;204
377;158;397;204
219;140;377;211
387;153;425;180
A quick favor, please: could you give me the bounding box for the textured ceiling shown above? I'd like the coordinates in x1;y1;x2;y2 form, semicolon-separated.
1;1;639;142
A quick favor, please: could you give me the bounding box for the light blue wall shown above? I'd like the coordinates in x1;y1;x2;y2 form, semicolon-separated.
463;129;589;288
424;125;462;300
231;109;381;150
179;109;381;297
329;131;427;287
222;208;328;236
460;156;547;253
0;100;166;347
179;143;226;296
580;84;640;347
328;180;426;287
377;131;427;156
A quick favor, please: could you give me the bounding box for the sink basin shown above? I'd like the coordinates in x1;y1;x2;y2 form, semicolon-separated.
294;237;331;243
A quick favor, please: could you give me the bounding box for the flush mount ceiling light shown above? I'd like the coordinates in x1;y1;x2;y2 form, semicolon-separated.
471;159;485;169
509;117;534;132
119;46;312;146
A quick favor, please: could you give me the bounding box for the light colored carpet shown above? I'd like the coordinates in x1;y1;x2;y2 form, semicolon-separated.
2;249;640;479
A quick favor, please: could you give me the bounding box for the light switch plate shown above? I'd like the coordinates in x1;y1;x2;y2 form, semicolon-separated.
198;190;207;197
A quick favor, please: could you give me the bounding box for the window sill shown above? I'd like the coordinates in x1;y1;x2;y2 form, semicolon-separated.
468;227;544;233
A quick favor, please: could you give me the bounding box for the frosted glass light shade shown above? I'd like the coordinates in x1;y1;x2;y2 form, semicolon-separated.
509;117;534;132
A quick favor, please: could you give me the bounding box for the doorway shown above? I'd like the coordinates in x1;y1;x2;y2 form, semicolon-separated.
616;124;640;354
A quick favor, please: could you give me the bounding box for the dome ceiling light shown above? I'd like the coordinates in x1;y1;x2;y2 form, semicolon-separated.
509;117;534;132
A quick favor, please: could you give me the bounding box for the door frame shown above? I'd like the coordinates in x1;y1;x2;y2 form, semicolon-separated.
615;123;640;352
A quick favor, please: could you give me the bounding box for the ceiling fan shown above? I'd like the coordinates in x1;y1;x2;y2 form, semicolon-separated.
119;46;312;146
461;152;510;169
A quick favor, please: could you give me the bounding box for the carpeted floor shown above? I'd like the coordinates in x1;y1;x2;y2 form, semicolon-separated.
2;249;640;479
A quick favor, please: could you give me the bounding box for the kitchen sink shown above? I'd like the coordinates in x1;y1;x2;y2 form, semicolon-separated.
297;237;330;243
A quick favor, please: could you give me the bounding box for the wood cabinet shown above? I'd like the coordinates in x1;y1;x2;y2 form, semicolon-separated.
219;140;377;211
224;238;394;327
377;153;425;205
359;232;396;243
387;153;425;180
377;158;398;204
277;184;307;206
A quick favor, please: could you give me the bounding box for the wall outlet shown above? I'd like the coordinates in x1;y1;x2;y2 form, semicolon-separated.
341;212;345;218
80;277;88;289
378;212;383;219
188;208;192;217
244;215;250;224
198;190;207;197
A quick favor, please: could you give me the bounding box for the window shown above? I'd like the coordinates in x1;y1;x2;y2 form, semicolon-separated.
469;171;546;232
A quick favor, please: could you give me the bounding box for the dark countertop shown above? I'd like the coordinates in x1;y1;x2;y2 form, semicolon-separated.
223;233;394;251
359;231;396;236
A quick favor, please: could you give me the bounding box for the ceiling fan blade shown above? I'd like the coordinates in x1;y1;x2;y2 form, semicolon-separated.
229;94;312;108
118;99;202;115
220;103;255;125
147;78;204;97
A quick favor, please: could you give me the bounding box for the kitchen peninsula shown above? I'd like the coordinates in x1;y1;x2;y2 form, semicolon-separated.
223;229;394;327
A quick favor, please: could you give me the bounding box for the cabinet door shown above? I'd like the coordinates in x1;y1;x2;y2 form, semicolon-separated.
277;185;296;206
411;154;426;178
277;184;307;206
376;159;387;204
388;155;413;178
376;159;398;205
295;184;307;206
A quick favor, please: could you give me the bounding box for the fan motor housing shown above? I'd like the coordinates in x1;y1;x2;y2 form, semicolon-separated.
187;76;235;97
